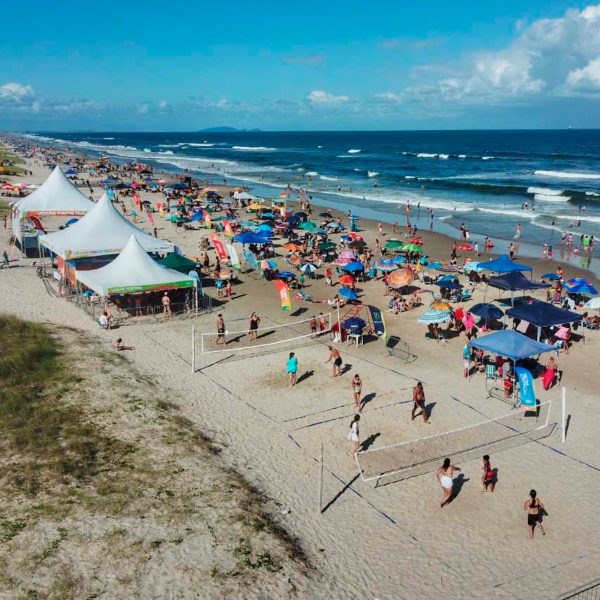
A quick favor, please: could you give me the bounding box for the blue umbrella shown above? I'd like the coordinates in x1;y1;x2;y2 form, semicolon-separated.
392;255;407;265
542;273;560;281
342;261;365;272
428;261;443;270
262;212;276;218
342;316;366;331
300;263;317;273
326;222;339;228
338;288;359;300
257;223;273;232
417;309;452;324
234;232;268;244
566;281;598;295
278;271;296;280
469;303;504;320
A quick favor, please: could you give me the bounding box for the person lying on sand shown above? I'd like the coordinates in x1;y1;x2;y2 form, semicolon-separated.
112;338;135;351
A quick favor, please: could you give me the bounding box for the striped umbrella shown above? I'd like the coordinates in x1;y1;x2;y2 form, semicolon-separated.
388;269;413;288
375;259;400;272
417;309;452;324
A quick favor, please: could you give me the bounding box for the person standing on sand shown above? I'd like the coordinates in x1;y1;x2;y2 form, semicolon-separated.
411;381;429;423
162;292;172;317
326;346;343;377
352;374;363;411
348;414;361;454
248;312;260;341
1;251;8;269
524;489;546;538
287;352;298;386
216;314;226;345
318;312;327;335
436;458;460;508
481;455;495;492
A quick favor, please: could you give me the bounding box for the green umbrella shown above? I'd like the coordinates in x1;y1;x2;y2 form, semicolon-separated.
300;221;317;231
402;243;423;253
385;239;404;250
319;241;336;251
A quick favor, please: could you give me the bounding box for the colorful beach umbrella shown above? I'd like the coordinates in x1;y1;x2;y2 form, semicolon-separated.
417;309;452;324
388;269;413;288
318;241;336;251
564;278;598;295
457;243;473;251
542;273;561;281
375;259;400;272
402;243;424;254
260;259;277;270
283;242;303;251
431;300;452;311
300;263;317;273
300;221;317;231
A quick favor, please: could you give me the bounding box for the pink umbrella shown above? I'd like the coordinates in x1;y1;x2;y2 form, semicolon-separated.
464;312;475;330
339;250;355;260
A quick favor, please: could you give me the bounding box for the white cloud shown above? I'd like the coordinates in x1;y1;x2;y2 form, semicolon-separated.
158;100;168;109
405;3;600;104
307;90;350;106
374;92;403;103
282;53;325;67
0;82;35;101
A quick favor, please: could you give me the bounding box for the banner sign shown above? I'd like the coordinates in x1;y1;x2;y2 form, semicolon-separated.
274;280;292;312
515;367;536;408
227;244;241;270
243;249;258;271
210;233;228;260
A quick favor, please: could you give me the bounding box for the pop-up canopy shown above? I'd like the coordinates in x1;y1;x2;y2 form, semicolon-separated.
40;193;172;259
469;330;556;362
14;166;93;217
76;235;195;296
477;255;532;273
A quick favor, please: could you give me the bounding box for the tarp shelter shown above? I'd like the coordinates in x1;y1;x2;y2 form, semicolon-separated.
40;193;173;259
233;191;257;201
469;330;556;362
506;300;581;332
158;252;197;274
477;255;532;273
76;235;195;296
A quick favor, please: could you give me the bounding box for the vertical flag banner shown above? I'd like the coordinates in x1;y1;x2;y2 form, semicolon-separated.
210;233;228;260
243;249;258;271
147;213;155;226
204;211;212;228
274;280;292;312
515;367;536;408
227;244;241;270
223;220;234;238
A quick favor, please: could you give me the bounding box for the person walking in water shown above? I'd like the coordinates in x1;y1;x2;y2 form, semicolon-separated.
436;458;460;508
326;345;343;377
524;489;546;538
352;374;363;411
348;414;361;454
411;382;429;423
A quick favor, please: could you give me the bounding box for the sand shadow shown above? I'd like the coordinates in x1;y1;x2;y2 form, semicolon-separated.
321;473;360;514
360;392;376;409
255;330;276;341
296;370;314;384
425;401;437;419
360;432;381;451
448;474;470;504
341;363;353;375
291;307;308;317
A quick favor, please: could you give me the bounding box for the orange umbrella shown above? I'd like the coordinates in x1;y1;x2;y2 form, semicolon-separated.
283;242;303;251
338;274;354;285
431;300;452;311
388;269;413;288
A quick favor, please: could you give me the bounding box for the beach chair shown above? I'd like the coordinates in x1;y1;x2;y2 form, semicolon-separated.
485;364;504;401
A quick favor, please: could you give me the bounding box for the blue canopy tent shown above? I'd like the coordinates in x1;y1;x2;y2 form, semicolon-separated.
506;299;582;341
488;271;549;306
234;232;270;245
477;255;532;274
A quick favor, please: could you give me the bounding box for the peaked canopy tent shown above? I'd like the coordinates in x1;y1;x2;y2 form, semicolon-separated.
506;300;582;341
477;255;532;274
469;330;556;363
11;166;94;254
76;235;196;297
40;193;173;260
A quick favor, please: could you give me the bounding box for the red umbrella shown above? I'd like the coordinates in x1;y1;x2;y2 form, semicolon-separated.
410;237;424;245
348;232;364;241
338;274;355;285
457;243;473;251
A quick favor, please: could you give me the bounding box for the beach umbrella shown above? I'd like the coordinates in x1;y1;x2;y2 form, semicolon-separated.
261;212;276;218
564;278;598;295
326;222;339;229
348;232;364;241
300;221;317;231
431;300;452;311
234;232;268;245
248;202;266;211
278;271;296;280
342;261;365;272
260;259;277;270
542;273;561;281
241;220;257;227
318;241;336;251
342;316;366;331
338;275;354;285
388;269;413;288
339;288;359;301
283;242;303;251
470;303;504;321
391;255;407;265
289;255;302;266
294;211;308;218
417;309;452;324
257;223;273;232
584;297;600;310
319;211;333;218
436;279;461;290
385;239;404;250
375;259;399;272
339;250;356;260
457;243;473;251
463;262;482;273
300;263;317;274
402;243;424;254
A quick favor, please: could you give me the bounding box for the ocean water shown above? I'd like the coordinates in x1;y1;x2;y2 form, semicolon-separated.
26;129;600;268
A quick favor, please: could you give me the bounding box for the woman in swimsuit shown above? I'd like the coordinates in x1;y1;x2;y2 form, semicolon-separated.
248;312;260;342
436;458;460;508
524;489;546;538
481;454;495;492
348;414;361;454
352;374;363;411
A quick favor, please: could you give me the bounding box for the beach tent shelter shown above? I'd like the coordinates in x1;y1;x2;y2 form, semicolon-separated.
76;235;196;296
157;252;197;274
506;300;582;341
488;272;549;306
477;255;532;274
40;193;173;260
11;166;93;255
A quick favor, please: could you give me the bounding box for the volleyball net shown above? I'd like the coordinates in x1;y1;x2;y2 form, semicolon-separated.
197;311;333;356
355;400;557;486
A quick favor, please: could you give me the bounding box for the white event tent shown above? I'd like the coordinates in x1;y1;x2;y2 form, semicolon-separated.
40;193;173;259
76;235;195;296
13;165;93;218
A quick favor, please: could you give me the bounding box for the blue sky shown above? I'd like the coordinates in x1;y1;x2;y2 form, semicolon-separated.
1;0;599;130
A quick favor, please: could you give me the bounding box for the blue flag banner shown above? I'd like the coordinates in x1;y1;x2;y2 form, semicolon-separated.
244;249;258;271
515;366;536;408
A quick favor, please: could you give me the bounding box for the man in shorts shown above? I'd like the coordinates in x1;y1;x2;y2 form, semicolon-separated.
326;346;343;377
411;382;429;423
216;314;226;345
